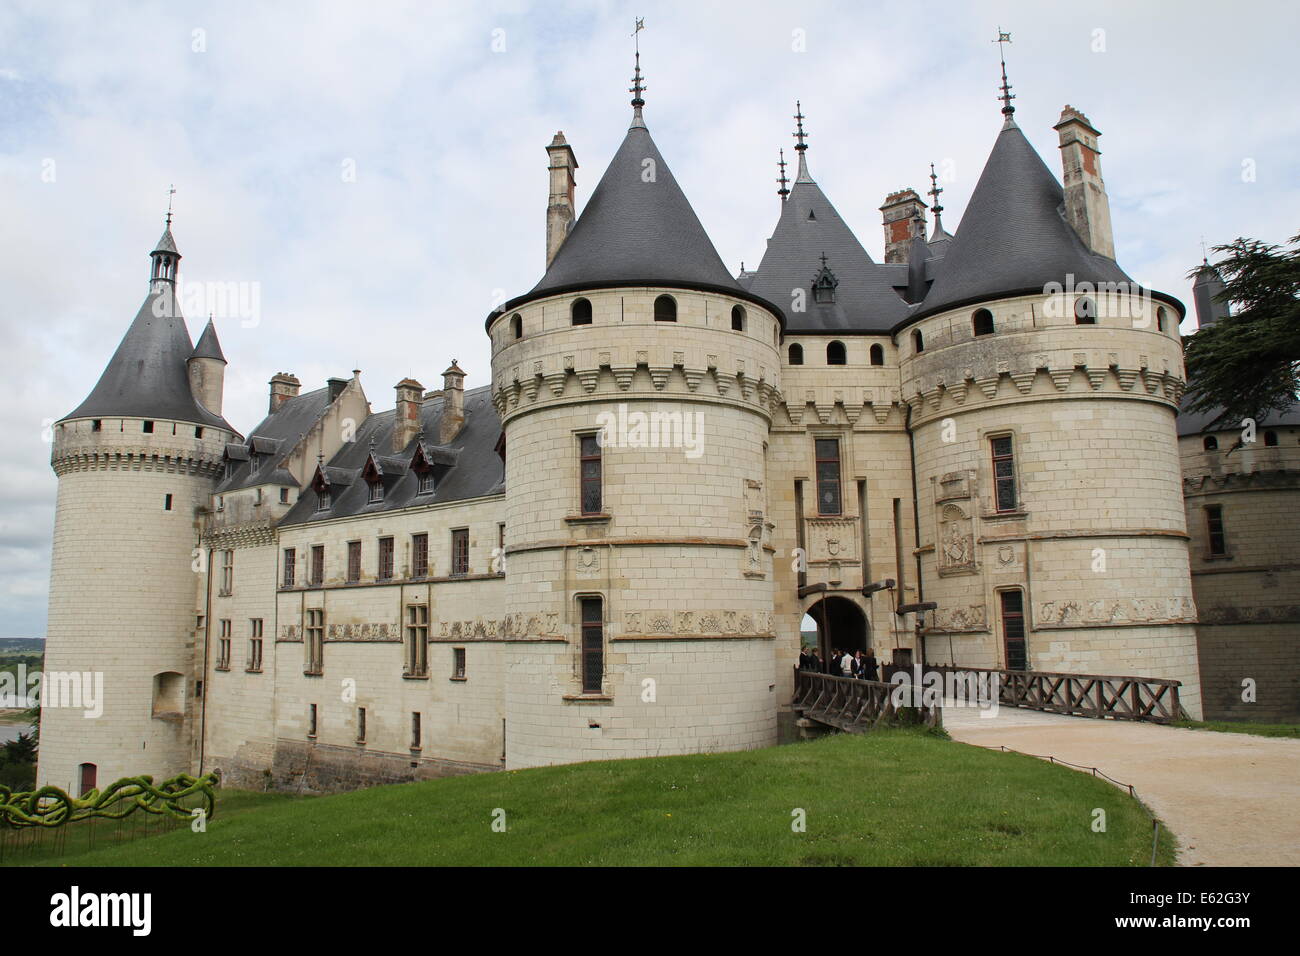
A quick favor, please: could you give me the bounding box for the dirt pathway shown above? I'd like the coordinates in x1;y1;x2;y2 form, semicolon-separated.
943;704;1300;866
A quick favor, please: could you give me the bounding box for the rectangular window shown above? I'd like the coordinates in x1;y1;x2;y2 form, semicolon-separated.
356;707;366;744
305;608;324;675
405;604;429;677
451;528;469;576
417;469;434;495
411;533;429;578
1206;505;1227;556
580;597;604;694
411;712;422;750
219;549;234;596
368;479;384;503
378;536;394;581
452;647;466;680
346;540;362;582
991;435;1018;512
217;619;232;670
579;434;602;515
163;493;173;511
307;703;317;738
280;487;290;504
248;618;264;672
1000;590;1027;671
283;548;296;587
143;420;154;434
814;439;842;516
310;545;324;586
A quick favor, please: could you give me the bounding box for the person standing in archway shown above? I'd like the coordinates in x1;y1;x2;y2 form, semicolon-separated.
862;646;879;682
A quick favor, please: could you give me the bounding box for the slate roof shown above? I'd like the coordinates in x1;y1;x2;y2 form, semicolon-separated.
905;119;1146;325
748;162;911;334
62;287;235;430
492;117;783;323
1176;395;1300;437
279;385;503;526
216;387;333;493
192;319;227;362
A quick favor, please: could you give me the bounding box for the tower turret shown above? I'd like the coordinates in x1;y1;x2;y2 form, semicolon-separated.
39;215;239;791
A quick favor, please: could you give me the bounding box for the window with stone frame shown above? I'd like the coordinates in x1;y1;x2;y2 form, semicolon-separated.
1205;504;1227;556
452;647;466;680
216;619;232;670
579;433;602;515
579;596;604;694
451;528;469;576
814;438;842;516
411;533;429;578
999;590;1027;670
377;536;394;580
310;544;325;586
346;540;362;583
990;435;1018;512
405;604;429;677
305;608;325;675
219;549;234;596
247;618;264;673
282;548;296;587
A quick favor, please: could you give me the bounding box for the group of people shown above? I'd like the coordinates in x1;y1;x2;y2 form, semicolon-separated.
799;645;880;682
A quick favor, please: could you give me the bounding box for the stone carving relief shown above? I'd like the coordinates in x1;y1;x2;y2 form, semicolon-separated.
926;604;988;633
937;504;976;575
1036;596;1198;628
806;517;857;563
622;609;775;637
575;546;601;576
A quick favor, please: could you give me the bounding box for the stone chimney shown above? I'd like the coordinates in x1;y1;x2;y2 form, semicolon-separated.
439;361;466;445
326;377;349;402
1054;106;1115;259
393;378;424;453
879;189;928;263
546;132;578;268
268;372;301;413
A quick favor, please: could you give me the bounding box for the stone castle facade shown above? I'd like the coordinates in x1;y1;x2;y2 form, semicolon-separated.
38;61;1298;794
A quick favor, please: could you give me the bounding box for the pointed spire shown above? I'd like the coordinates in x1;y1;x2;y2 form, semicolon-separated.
793;101;813;183
927;163;947;236
192;317;227;363
777;148;790;200
629;18;647;130
993;29;1016;125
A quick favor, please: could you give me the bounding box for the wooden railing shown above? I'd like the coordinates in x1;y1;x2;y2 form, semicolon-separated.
922;664;1184;723
792;670;941;732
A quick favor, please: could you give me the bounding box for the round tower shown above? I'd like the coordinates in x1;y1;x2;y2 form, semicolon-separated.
488;63;786;767
896;96;1202;717
39;221;238;792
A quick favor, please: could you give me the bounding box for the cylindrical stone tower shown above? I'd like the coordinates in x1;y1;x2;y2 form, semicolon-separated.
39;222;238;791
488;84;786;767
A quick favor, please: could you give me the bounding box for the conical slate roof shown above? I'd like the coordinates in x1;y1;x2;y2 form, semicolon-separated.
62;287;232;428
908;120;1134;324
192;318;227;362
153;225;178;255
525;123;746;300
748;167;910;333
1191;262;1230;329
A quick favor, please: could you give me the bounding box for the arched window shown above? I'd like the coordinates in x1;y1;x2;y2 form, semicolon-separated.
912;329;924;353
1156;307;1168;333
1075;297;1097;324
511;313;522;339
1203;436;1218;451
731;305;746;331
571;298;592;325
1264;430;1279;447
827;341;846;365
870;344;884;366
788;344;804;365
973;308;995;336
654;294;677;322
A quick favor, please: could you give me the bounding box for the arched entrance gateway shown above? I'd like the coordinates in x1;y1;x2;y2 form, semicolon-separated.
803;596;869;664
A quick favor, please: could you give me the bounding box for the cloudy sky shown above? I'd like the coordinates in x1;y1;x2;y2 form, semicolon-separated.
1;0;1296;637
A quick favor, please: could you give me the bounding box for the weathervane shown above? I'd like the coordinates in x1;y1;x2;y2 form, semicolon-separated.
928;163;945;234
629;17;647;125
165;184;176;226
793;101;808;152
993;28;1015;118
777;148;790;199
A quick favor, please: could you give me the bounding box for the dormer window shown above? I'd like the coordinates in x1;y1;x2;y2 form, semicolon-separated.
368;478;384;503
317;489;331;511
811;254;837;305
362;453;385;503
417;470;434;495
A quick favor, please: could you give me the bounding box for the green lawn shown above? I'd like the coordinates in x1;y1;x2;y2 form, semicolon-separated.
1173;718;1300;739
21;730;1174;866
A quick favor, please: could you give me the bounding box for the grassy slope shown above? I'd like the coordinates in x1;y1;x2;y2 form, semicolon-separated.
30;730;1174;867
1172;719;1300;739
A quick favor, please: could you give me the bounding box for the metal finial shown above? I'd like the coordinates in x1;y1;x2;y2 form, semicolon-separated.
928;163;945;234
793;101;808;152
165;184;176;226
819;251;828;268
777;148;790;200
629;18;647;127
993;29;1016;118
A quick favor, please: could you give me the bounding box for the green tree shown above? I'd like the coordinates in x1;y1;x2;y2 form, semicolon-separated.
1183;232;1300;428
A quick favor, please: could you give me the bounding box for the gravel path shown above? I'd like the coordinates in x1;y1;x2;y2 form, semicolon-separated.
943;703;1300;866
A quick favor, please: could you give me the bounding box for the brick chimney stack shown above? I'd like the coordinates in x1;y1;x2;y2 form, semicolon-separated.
268;372;301;414
439;361;466;445
1054;105;1115;259
393;378;424;453
546;132;578;268
880;189;928;263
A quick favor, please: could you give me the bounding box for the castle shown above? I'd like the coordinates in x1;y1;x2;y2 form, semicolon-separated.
38;53;1298;795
